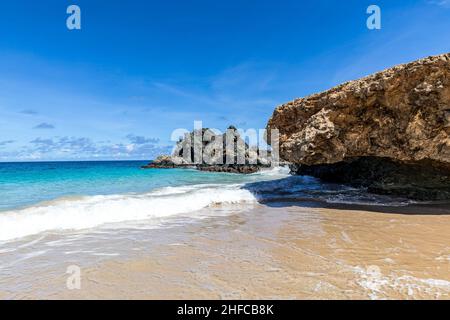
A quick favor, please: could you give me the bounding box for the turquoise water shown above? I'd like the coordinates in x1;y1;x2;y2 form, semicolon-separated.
0;161;293;241
0;161;419;242
0;161;264;211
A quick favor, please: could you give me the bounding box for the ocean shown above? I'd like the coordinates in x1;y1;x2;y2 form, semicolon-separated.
1;161;449;299
0;161;290;242
0;160;425;242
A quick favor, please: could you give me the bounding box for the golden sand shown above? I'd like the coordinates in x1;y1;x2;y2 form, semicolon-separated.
5;203;448;300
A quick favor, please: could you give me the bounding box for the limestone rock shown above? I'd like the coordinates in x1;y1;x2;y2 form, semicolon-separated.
267;53;450;200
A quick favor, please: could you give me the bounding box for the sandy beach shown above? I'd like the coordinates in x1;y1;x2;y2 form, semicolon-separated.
1;201;449;300
2;0;450;305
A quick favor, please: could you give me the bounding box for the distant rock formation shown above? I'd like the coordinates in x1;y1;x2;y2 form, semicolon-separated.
267;53;450;200
141;155;192;169
142;126;275;174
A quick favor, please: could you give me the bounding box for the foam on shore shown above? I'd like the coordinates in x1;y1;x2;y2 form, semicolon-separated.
0;184;256;242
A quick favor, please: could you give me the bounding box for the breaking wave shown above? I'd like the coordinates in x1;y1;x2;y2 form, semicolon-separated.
0;184;257;242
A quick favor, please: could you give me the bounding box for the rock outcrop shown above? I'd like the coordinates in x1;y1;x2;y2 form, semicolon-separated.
143;126;274;174
141;155;192;169
267;53;450;200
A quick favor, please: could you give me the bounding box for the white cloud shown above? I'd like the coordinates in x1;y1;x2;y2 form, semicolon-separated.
33;122;55;129
0;140;14;147
427;0;450;8
0;136;171;161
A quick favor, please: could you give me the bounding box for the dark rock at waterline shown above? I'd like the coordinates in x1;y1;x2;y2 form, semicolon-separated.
142;158;263;174
291;157;450;201
141;156;175;169
197;164;261;174
141;155;192;169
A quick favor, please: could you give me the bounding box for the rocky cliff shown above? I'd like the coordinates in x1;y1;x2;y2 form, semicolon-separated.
267;53;450;200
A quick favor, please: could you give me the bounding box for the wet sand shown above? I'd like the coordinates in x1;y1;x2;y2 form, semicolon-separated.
1;202;449;300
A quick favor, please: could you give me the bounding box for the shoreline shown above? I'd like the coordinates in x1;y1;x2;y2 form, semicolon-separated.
260;199;450;215
1;201;449;300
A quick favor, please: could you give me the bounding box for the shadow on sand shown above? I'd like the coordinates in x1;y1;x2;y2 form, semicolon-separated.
242;176;450;215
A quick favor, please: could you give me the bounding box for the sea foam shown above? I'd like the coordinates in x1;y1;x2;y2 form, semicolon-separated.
0;184;256;242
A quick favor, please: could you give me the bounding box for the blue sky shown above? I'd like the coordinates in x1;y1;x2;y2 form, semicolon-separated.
0;0;449;161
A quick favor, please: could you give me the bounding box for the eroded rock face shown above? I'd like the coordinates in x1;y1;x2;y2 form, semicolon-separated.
291;157;450;201
267;53;450;200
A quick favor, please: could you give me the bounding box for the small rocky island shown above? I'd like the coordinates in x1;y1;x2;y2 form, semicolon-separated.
142;126;276;174
266;53;450;200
